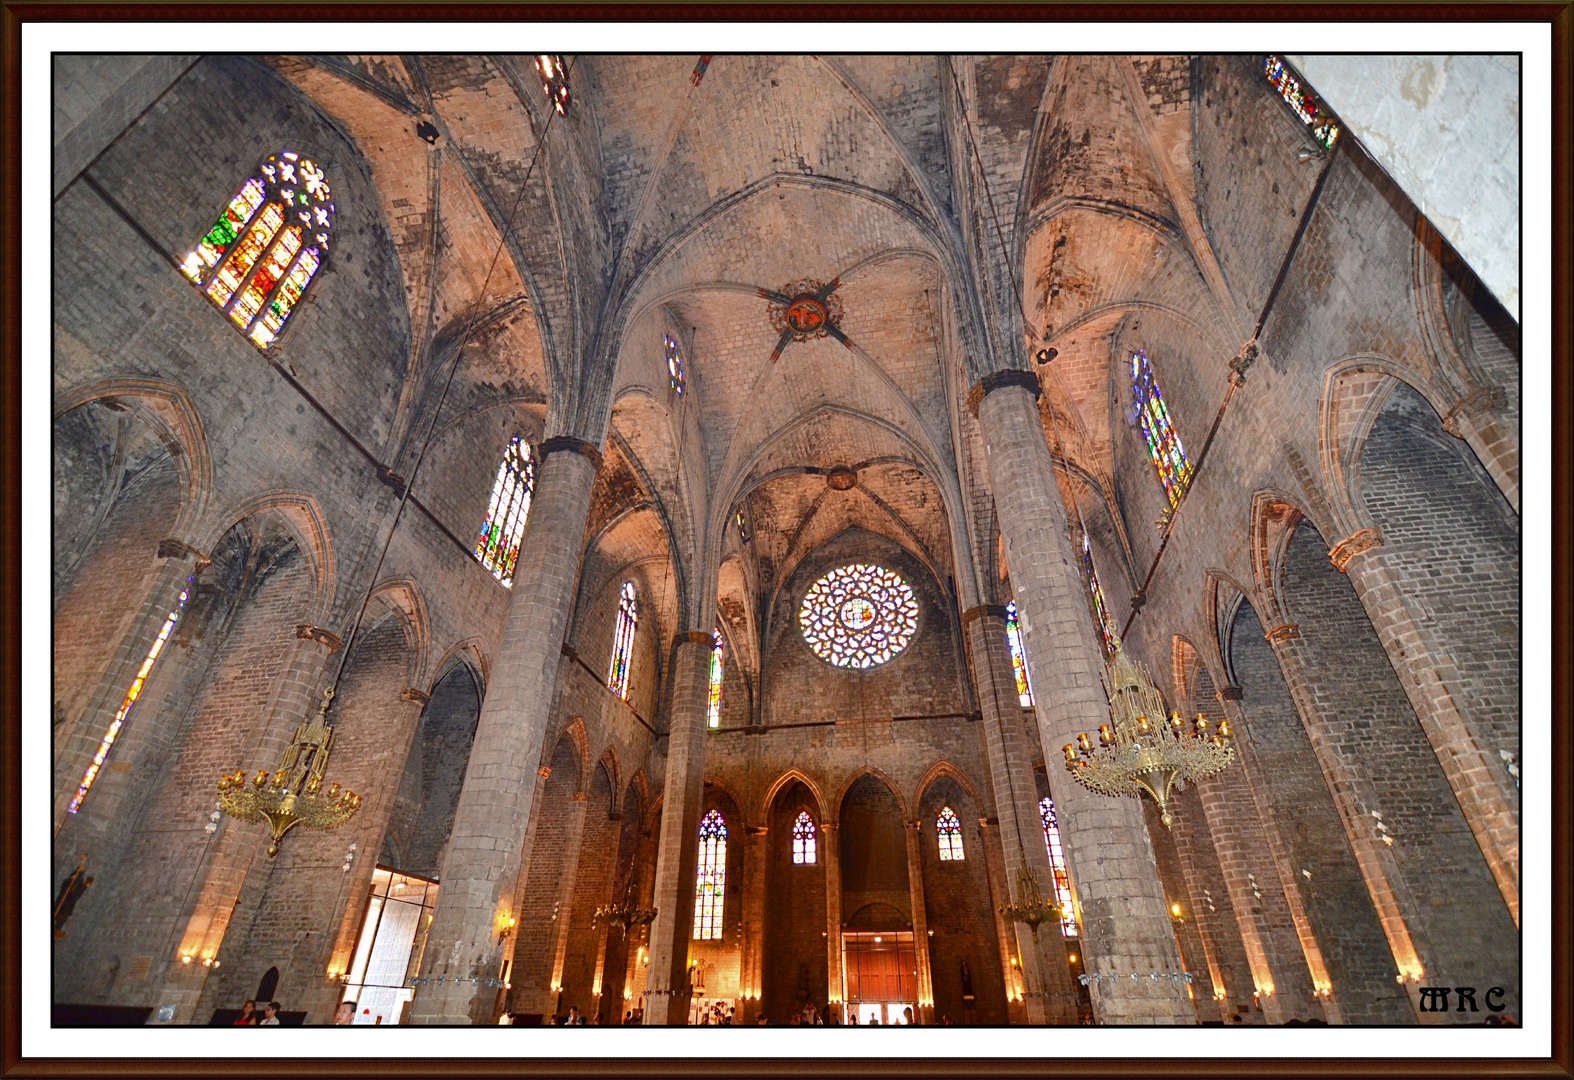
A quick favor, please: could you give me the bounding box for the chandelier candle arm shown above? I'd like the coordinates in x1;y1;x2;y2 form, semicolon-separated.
1063;635;1236;827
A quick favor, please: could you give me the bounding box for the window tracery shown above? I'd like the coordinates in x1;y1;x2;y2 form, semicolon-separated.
1006;601;1034;707
799;564;918;669
180;151;334;349
792;811;817;865
607;581;637;700
1263;55;1340;149
936;806;965;861
693;809;727;939
1039;796;1079;936
1131;349;1193;509
473;437;534;587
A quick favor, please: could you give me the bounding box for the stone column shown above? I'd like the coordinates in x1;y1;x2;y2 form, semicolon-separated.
641;630;717;1024
1335;535;1520;924
738;824;769;1019
972;370;1193;1024
541;790;593;1013
1265;629;1426;1020
147;627;341;1025
976;817;1028;1022
963;605;1079;1024
409;437;601;1025
903;819;935;1024
822;821;844;1023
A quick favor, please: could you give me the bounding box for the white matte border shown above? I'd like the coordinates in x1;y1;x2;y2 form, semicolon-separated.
22;19;1552;1063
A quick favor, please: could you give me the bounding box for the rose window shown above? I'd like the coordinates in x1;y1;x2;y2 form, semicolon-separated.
799;564;919;668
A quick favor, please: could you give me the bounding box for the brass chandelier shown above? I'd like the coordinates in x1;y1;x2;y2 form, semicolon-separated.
998;854;1062;941
217;688;362;855
1063;636;1235;827
593;876;657;937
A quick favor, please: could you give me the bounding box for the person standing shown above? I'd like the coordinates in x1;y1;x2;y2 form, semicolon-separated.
259;1002;281;1025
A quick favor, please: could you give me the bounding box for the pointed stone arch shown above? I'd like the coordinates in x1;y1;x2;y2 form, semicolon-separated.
913;760;981;810
831;765;910;826
760;769;826;823
204;491;336;623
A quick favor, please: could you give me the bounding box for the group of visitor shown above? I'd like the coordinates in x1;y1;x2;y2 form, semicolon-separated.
697;1002;735;1025
230;1000;282;1025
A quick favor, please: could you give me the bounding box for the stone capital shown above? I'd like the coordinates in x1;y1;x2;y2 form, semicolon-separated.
1440;385;1505;437
539;435;604;470
961;603;1011;625
1216;685;1244;702
1263;623;1301;644
401;687;431;704
967;368;1041;417
537;766;552;779
158;538;212;572
295;623;344;654
1328;528;1384;572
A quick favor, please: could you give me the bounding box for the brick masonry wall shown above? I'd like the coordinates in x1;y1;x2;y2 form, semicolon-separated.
762;782;829;1024
380;662;482;880
917;779;1008;1025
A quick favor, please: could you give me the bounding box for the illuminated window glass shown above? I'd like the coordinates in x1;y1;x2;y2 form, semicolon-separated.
1083;534;1117;654
1039;796;1079;937
1131;349;1193;509
692;809;728;940
607;582;638;700
534;55;571;114
180;151;334;350
473;437;534;587
1005;601;1034;707
936;806;965;861
799;563;919;669
665;334;686;396
1263;56;1340;149
792;811;817;865
707;628;725;728
735;507;751;543
68;576;193;813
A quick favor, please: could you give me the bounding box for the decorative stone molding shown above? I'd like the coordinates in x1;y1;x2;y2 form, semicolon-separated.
537;766;553;779
1216;685;1244;702
683;630;714;644
400;687;431;704
1440;386;1506;438
540;435;604;471
295;623;344;654
573;791;589;802
743;825;769;836
1263;623;1301;644
1228;340;1260;387
967;368;1041;417
1328;528;1384;572
158;539;212;571
374;463;407;497
960;604;1010;624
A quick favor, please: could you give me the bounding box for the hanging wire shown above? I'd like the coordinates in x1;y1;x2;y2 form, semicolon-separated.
321;61;572;714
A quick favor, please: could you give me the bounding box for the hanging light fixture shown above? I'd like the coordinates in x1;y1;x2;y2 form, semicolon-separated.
216;688;361;855
593;875;657;937
1063;635;1235;827
998;849;1062;941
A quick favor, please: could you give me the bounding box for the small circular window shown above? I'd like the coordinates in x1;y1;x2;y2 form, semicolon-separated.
799;564;919;668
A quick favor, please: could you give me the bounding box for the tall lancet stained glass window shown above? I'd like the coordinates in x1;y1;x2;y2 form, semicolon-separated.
706;628;725;728
1263;56;1340;149
180;151;335;349
1039;797;1079;936
693;809;728;939
607;582;638;700
1083;534;1117;654
474;437;535;587
1005;601;1034;707
69;576;193;813
936;806;965;861
792;811;817;865
1131;349;1193;509
665;334;686;395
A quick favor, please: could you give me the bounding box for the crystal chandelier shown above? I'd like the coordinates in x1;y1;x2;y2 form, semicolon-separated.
1063;636;1235;827
998;853;1062;941
217;688;362;855
593;876;657;937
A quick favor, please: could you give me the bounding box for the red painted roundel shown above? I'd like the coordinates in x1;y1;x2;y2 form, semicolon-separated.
785;296;828;335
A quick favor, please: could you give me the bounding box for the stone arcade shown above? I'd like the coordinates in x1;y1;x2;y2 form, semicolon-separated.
50;54;1520;1027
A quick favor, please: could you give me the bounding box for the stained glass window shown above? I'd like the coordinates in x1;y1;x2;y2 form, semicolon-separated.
735;507;751;543
473;437;534;587
1131;350;1193;509
707;628;725;729
1263;56;1340;149
1083;534;1117;654
799;564;919;669
535;54;571;115
68;577;193;813
693;809;727;940
665;334;686;396
1039;797;1079;936
181;151;334;350
792;811;817;865
936;807;965;861
1005;601;1034;708
607;581;637;700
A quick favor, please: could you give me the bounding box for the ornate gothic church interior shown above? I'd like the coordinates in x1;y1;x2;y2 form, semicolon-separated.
50;53;1521;1028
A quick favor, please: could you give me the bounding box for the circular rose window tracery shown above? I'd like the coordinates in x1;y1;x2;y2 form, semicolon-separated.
800;564;919;669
